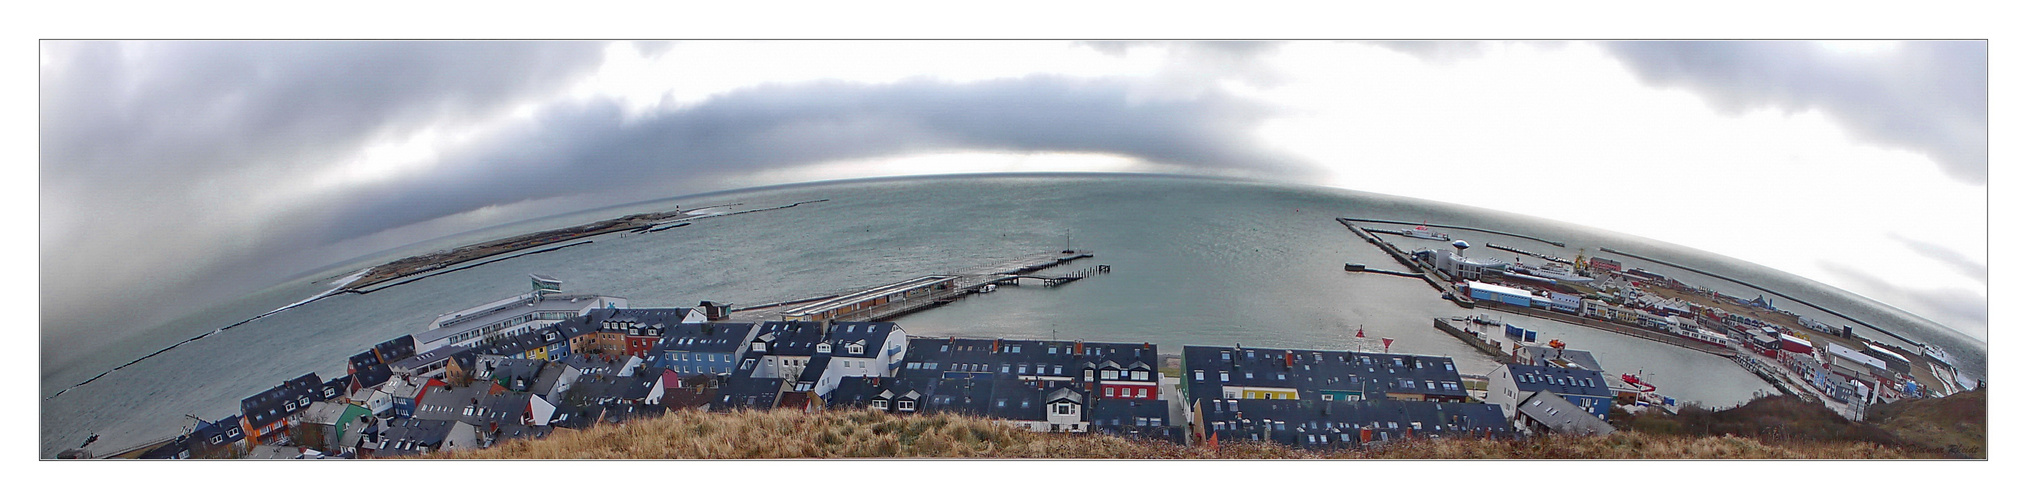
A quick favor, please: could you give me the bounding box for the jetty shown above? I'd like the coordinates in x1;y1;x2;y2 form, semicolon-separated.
1596;247;1920;349
1485;242;1571;265
1433;317;1509;358
1338;217;1565;247
1338;219;1475;308
995;265;1111;287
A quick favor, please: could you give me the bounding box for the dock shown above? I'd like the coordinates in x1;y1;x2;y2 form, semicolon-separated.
1473;300;1737;358
1485;242;1570;265
1338;219;1475;308
1433;317;1509;358
1338;217;1566;247
726;252;1106;324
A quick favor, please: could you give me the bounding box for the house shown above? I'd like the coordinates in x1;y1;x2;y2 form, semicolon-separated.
1088;398;1180;442
1513;389;1615;437
474;357;548;392
188;415;248;458
1180;346;1467;408
565;368;666;407
1822;343;1891;380
716;364;786;411
375;418;480;457
347;350;395;390
900;338;1160;399
747;321;828;380
384;376;448;419
651;322;760;376
658;370;719;411
594;307;709;358
239;373;324;444
1191;398;1510;448
388;344;476;381
823;322;910;377
1513;345;1605;372
1483;364;1614;421
289;401;374;453
371;335;417;364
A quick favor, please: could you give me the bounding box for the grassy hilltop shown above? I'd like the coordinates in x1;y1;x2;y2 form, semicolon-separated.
420;390;1982;460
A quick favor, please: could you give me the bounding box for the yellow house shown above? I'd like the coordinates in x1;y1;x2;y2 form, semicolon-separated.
1224;385;1300;400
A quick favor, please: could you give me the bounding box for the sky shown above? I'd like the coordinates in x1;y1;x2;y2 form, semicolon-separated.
38;40;1989;368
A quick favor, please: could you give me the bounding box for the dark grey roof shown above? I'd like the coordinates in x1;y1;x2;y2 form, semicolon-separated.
1181;345;1466;404
378;418;460;455
755;321;828;356
389;344;475;373
901;338;1158;381
1195;398;1512;447
482;358;548;392
717;371;784;410
372;335;417;364
1517;389;1614;436
1504;365;1615;399
240;373;324;429
825;322;898;358
655;322;756;354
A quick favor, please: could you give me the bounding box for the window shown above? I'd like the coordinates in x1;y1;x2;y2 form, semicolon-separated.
1054;365;1063;375
1105;387;1116;397
1221;350;1231;361
1047;347;1057;354
1322;394;1334;401
1276;373;1285;380
1194;370;1204;381
1101;370;1117;380
1133;371;1149;381
897;400;916;411
1018;364;1028;374
1219;372;1229;382
1010;345;1021;353
1137;388;1148;398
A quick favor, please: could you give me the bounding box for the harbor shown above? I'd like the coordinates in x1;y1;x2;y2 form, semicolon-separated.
1337;218;1476;308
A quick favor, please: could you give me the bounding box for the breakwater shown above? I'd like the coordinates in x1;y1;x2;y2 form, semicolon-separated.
1596;247;1919;348
1338;219;1475;308
1338;217;1566;247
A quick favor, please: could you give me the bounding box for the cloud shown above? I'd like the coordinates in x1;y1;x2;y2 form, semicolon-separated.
1818;262;1987;340
1888;233;1988;285
311;75;1316;243
38;41;1313;368
1599;41;1987;184
39;41;611;359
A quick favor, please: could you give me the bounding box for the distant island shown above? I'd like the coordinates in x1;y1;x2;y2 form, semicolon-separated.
343;210;690;291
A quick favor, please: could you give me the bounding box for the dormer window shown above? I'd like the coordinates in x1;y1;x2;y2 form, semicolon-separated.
816;344;831;354
873;399;889;410
847;344;863;355
298;396;310;406
897;400;916;412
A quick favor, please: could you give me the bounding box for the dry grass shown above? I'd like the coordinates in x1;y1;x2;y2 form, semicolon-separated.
413;408;1919;460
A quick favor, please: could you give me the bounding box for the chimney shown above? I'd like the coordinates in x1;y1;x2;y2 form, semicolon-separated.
1075;341;1084;356
1284;352;1294;369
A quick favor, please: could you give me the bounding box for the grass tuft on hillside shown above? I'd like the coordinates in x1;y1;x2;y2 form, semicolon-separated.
414;404;1948;459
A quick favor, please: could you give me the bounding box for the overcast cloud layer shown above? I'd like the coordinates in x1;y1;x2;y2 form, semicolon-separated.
1601;41;1988;184
39;40;1987;372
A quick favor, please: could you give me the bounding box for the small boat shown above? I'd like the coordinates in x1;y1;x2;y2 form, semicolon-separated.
979;284;997;293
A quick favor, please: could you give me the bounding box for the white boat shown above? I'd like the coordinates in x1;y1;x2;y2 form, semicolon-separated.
979;283;997;293
1401;225;1452;241
1511;261;1595;283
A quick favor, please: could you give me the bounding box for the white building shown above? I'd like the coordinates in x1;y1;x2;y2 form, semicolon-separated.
417;277;627;351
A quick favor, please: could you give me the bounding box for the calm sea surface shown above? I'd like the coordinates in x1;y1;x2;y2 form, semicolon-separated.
39;174;1986;457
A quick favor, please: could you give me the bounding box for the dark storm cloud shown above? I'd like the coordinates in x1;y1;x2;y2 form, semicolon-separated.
1818;263;1987;338
1888;233;1988;285
1600;41;1987;184
312;75;1315;243
40;41;610;360
40;41;1313;370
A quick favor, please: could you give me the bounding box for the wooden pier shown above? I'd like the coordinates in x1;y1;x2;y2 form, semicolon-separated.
1338;219;1475;308
995;264;1111;287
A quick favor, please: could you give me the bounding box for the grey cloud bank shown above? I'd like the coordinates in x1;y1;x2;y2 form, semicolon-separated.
38;42;1311;371
1600;41;1987;185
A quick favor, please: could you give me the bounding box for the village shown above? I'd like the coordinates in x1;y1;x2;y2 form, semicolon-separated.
94;217;1977;459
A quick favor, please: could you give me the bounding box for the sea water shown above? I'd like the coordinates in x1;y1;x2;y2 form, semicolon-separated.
39;173;1984;457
